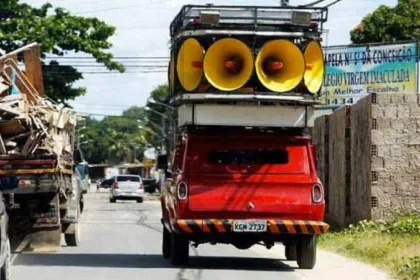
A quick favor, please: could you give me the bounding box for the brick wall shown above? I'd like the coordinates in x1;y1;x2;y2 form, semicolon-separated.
313;93;420;227
370;93;420;220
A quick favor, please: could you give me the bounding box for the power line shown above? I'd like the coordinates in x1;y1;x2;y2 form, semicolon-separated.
44;65;168;68
324;0;345;8
301;0;328;7
73;0;171;15
45;56;169;59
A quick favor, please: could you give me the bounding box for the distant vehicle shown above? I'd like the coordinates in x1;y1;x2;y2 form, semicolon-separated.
109;175;144;203
100;178;113;189
0;181;11;280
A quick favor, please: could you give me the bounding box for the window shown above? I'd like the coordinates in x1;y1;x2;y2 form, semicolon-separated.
117;176;140;182
208;149;289;165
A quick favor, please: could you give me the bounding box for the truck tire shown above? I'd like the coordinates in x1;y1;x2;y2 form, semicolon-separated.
162;226;171;259
1;238;11;280
296;235;316;269
285;244;297;261
110;198;116;203
170;233;189;266
137;198;143;203
64;221;80;247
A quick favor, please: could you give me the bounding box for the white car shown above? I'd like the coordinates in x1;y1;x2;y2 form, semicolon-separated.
109;175;144;203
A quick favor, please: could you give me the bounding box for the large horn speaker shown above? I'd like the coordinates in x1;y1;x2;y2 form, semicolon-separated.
255;40;305;93
176;38;204;91
168;57;175;90
203;38;253;91
303;40;325;94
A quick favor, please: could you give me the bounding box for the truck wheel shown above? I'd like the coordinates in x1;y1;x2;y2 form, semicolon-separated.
285;244;297;261
1;238;11;280
110;198;116;203
170;233;189;266
65;222;80;247
137;198;143;203
297;235;317;269
162;226;171;259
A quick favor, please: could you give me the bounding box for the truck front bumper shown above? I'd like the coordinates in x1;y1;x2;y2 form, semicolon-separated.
173;219;329;235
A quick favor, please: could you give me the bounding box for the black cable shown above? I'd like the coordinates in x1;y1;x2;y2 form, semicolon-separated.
301;0;328;7
324;0;344;8
45;56;169;60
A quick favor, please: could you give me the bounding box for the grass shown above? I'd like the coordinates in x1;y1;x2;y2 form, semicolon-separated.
318;212;420;280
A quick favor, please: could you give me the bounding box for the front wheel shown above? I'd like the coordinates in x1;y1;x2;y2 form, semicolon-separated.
110;197;116;203
1;238;11;280
297;235;317;269
162;226;171;259
170;233;189;266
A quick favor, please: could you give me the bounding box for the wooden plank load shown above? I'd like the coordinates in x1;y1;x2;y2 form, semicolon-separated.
0;43;76;171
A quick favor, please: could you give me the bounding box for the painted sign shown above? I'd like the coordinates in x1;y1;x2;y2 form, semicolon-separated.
320;42;418;107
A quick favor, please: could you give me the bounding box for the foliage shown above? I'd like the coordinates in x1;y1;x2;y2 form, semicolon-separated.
319;212;420;280
145;84;173;149
78;106;147;164
351;0;420;43
78;83;171;164
0;0;124;102
396;256;420;280
343;211;420;235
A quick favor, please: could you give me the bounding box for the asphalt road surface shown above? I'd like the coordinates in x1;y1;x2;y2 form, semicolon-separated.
11;188;391;280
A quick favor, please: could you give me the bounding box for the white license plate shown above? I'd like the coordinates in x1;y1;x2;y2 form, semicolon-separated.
233;220;267;232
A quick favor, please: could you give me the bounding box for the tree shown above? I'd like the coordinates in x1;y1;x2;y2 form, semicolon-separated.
0;1;124;102
351;0;420;44
145;84;171;149
79;107;149;164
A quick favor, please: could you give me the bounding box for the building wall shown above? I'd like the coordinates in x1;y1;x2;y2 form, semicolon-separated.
313;93;420;227
370;93;420;220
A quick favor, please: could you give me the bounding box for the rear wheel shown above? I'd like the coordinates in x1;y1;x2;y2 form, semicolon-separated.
297;235;317;269
162;226;171;259
110;197;116;203
137;198;143;203
285;244;297;261
64;222;80;247
1;238;11;280
170;233;189;266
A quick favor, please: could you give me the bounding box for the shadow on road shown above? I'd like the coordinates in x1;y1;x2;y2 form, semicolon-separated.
13;253;294;271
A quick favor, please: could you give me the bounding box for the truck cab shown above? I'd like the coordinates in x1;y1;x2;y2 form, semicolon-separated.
161;127;329;269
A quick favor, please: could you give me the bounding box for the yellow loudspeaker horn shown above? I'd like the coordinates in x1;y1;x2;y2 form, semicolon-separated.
176;38;204;91
203;38;253;91
303;40;325;94
168;57;175;90
255;40;305;93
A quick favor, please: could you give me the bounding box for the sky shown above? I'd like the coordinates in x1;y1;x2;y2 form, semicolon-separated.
23;0;398;116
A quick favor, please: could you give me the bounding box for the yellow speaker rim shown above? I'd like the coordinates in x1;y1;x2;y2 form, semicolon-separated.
303;40;325;94
168;57;175;90
203;38;254;91
255;39;305;93
176;38;204;92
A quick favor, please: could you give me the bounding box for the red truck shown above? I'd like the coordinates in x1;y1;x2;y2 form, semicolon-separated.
161;4;330;269
161;126;329;269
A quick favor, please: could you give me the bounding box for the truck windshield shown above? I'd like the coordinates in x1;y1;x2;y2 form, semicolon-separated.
117;176;140;182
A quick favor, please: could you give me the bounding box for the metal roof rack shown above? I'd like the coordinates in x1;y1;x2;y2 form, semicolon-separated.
170;93;321;106
170;4;328;40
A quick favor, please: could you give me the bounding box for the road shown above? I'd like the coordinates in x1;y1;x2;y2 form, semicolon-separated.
11;188;391;280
